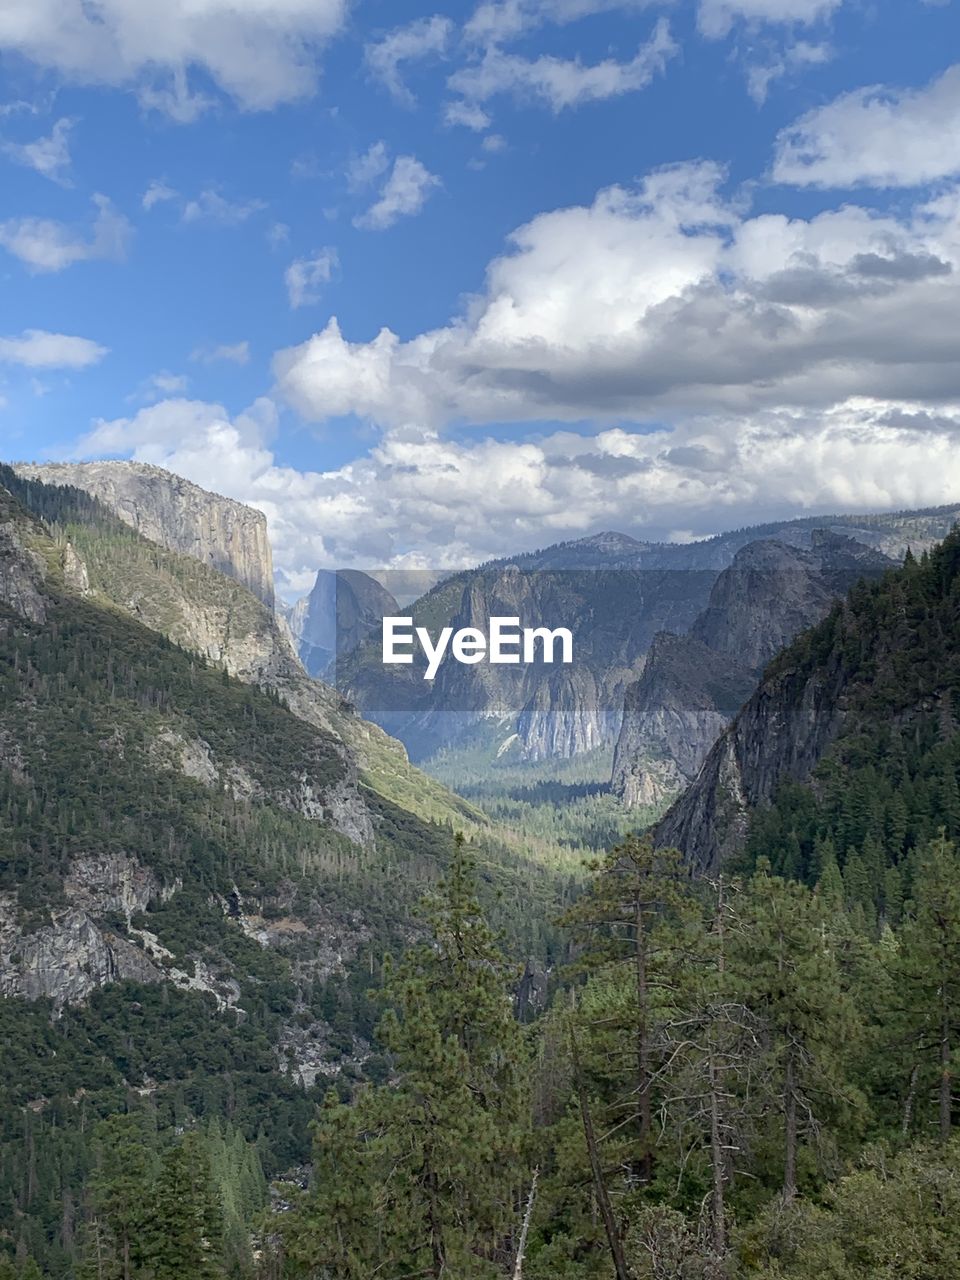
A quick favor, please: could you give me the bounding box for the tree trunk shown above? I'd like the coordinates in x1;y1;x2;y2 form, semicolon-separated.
511;1168;539;1280
941;1001;952;1143
571;1027;633;1280
634;893;652;1185
708;1050;725;1257
783;1053;798;1200
901;1062;920;1137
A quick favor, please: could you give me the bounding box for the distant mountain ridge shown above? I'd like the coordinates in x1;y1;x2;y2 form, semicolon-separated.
338;504;960;769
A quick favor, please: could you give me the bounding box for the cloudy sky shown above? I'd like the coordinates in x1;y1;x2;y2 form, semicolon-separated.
2;0;960;596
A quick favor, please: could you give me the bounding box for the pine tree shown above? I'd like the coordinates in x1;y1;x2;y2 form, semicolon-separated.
732;866;861;1198
281;833;528;1278
894;834;960;1141
562;834;698;1187
148;1133;224;1280
87;1115;158;1280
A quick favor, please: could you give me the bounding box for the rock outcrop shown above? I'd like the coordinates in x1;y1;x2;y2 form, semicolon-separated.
0;853;175;1006
339;506;960;768
16;461;276;608
611;533;894;808
611;633;757;807
344;564;714;762
0;519;46;623
652;617;853;875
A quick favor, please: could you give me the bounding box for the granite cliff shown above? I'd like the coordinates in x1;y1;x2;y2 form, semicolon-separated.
16;460;276;608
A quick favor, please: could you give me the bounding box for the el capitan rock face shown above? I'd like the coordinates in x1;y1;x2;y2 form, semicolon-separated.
611;532;895;808
16;460;277;608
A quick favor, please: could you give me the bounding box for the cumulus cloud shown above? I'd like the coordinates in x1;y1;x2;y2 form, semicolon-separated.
354;155;440;230
449;17;677;112
698;0;841;40
272;161;960;437
65;391;960;588
0;0;348;116
285;248;339;308
130;371;190;402
444;100;492;131
774;64;960;188
2;116;75;183
365;15;453;106
0;329;107;368
0;195;131;272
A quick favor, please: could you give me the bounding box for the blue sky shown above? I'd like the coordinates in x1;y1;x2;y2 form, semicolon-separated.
2;0;960;595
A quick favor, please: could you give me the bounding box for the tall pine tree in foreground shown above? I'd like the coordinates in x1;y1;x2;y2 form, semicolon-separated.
279;833;529;1278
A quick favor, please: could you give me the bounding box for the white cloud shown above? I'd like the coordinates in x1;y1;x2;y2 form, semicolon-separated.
132;371;190;402
482;133;508;152
698;0;841;40
0;195;131;272
745;39;832;105
181;189;266;225
268;222;290;249
65;391;960;587
2;116;75;183
444;100;492;131
774;64;960;188
0;329;107;369
0;0;349;116
273;161;960;436
449;17;677;112
142;179;178;211
285;249;339;308
354;156;440;231
465;0;663;45
346;141;390;191
190;341;251;365
365;15;453;106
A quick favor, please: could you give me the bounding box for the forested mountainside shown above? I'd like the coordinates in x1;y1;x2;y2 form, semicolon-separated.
612;531;893;807
0;470;573;1276
655;527;960;884
1;465;483;834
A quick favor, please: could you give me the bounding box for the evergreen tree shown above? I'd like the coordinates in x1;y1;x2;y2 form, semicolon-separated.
86;1115;158;1280
893;834;960;1141
562;834;698;1186
280;833;528;1278
731;867;862;1198
149;1133;224;1280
